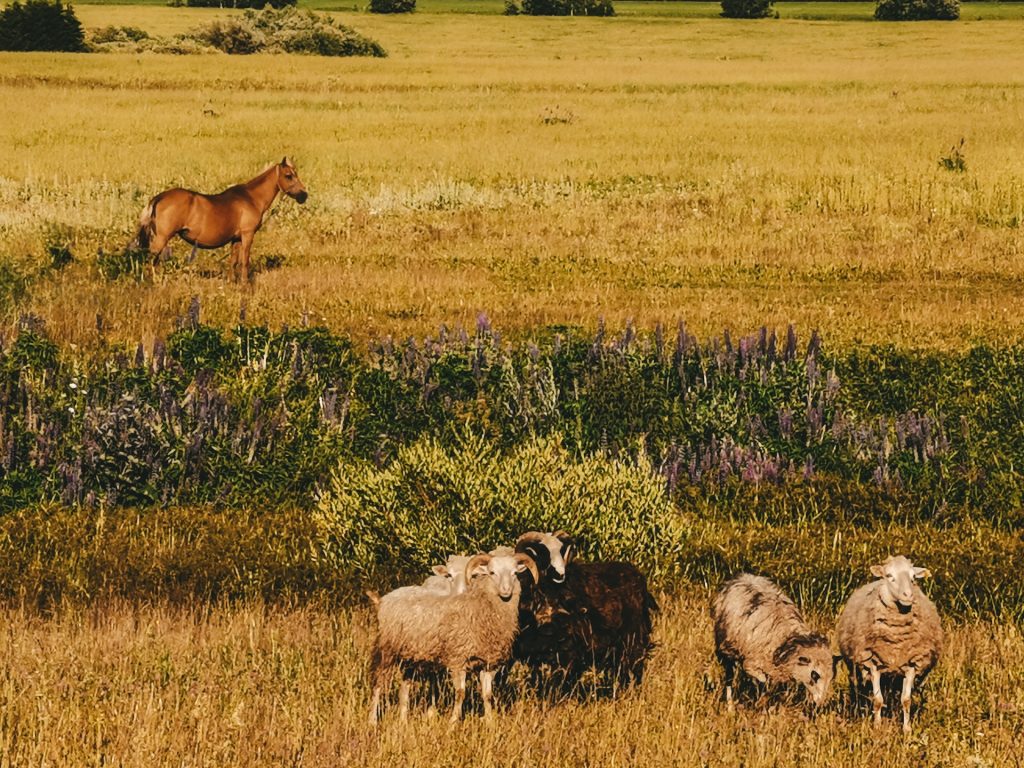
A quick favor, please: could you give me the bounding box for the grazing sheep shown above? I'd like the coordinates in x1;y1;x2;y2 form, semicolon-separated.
422;554;473;596
712;574;833;708
837;555;943;732
369;551;539;724
512;530;657;694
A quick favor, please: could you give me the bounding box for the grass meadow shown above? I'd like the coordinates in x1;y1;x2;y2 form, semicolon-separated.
1;9;1024;349
3;4;1024;767
2;598;1023;768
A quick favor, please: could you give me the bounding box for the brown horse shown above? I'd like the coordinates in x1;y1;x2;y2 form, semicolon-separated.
134;157;308;282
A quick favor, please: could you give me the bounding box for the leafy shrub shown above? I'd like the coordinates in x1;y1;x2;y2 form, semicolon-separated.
89;24;149;44
368;0;415;14
315;435;688;589
191;16;263;53
506;0;614;15
185;7;385;56
185;0;296;8
875;0;958;19
0;0;85;52
720;0;772;18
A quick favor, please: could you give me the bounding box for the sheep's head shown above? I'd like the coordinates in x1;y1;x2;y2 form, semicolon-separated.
515;530;575;584
773;633;834;707
430;554;472;596
466;552;540;602
871;555;931;612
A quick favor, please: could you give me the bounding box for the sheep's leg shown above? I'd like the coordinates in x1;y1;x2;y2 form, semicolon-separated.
480;669;495;718
900;667;916;734
721;657;737;711
369;684;382;725
449;668;467;722
866;663;884;726
846;660;858;713
369;668;388;726
398;678;411;721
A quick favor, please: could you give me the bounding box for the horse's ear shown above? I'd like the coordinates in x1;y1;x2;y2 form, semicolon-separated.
281;156;292;168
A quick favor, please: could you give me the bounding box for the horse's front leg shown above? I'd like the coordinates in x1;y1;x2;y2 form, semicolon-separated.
238;232;255;284
228;241;240;281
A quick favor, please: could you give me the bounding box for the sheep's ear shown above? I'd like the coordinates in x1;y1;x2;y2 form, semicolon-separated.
431;565;448;577
913;567;931;579
514;562;528;574
870;564;885;578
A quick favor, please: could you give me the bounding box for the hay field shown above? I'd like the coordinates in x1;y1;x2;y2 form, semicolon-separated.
1;10;1023;349
2;598;1022;767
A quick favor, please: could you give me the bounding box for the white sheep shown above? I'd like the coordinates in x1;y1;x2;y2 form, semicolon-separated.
712;573;834;708
421;553;473;595
368;551;539;724
837;555;943;732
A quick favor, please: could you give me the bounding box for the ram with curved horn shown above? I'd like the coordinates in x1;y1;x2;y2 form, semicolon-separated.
368;550;539;723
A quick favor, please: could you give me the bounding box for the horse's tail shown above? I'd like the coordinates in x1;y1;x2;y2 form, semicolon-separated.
133;197;158;252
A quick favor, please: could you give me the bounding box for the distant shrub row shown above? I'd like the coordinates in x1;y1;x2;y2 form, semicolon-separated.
0;0;963;53
720;0;958;18
3;311;1024;521
504;0;615;16
0;2;385;55
185;0;295;8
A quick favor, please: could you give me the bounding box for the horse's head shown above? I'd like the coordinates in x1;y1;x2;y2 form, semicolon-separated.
278;157;308;204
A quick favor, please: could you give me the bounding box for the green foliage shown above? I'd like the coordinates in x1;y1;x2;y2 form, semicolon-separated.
185;7;386;56
506;0;614;16
96;246;153;281
42;223;74;271
185;0;296;8
4;318;1024;524
89;24;150;44
0;0;85;52
0;505;331;608
720;0;773;19
315;435;687;589
875;0;958;20
1;495;1020;619
368;0;415;14
191;15;262;53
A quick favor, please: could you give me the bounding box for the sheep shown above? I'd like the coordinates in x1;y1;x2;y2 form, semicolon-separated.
368;551;539;724
421;553;473;596
711;573;833;709
837;555;943;732
511;530;658;695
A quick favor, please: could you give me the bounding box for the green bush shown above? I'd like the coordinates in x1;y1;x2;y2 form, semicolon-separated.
89;24;149;44
720;0;773;18
0;0;85;52
184;8;386;56
185;0;296;8
315;435;688;590
507;0;614;15
875;0;958;19
368;0;415;14
191;16;263;53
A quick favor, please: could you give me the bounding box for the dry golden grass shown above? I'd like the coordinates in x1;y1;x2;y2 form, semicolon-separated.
2;598;1022;767
2;12;1024;349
